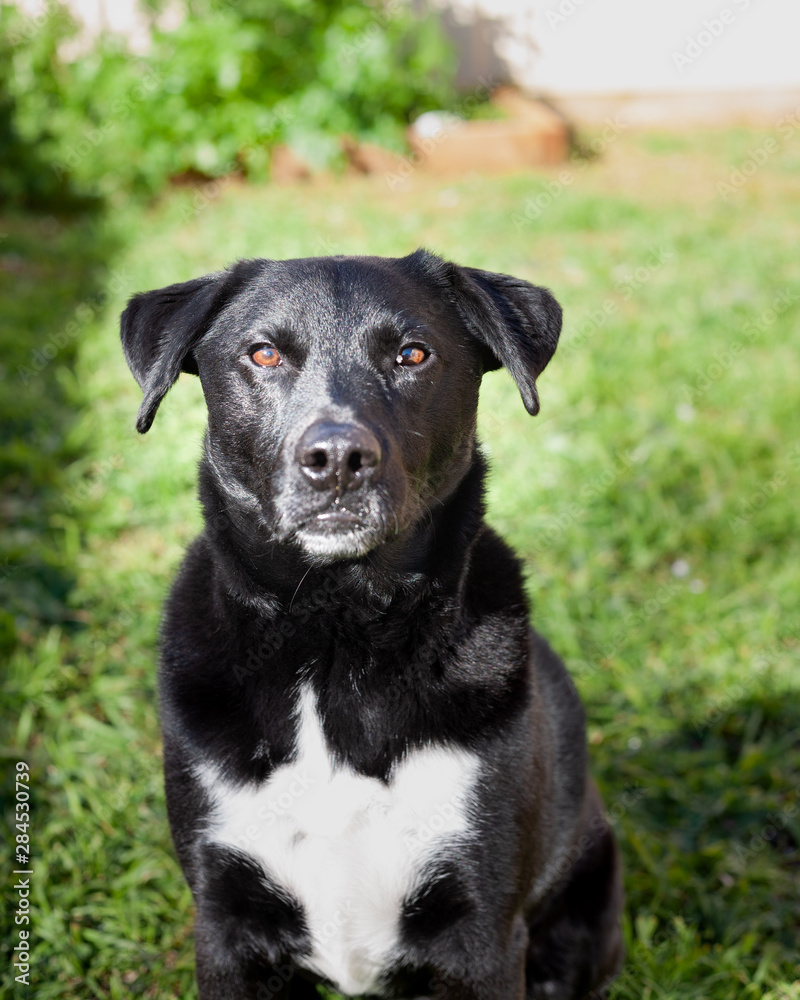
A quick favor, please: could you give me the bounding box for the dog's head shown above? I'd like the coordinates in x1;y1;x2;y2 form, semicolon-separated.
121;250;561;563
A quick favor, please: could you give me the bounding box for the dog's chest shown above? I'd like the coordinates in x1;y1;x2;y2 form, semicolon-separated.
199;687;480;996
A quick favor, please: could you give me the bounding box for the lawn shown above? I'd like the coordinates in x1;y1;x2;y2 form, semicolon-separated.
1;126;799;999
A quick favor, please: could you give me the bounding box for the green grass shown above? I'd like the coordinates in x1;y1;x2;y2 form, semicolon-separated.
2;127;799;998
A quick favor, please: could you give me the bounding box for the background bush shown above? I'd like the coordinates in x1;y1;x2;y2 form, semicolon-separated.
0;0;456;206
0;2;85;208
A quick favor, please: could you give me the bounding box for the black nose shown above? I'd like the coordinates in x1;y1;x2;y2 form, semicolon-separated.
296;422;382;492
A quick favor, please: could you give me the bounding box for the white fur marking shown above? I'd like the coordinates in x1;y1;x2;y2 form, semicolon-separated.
198;687;480;995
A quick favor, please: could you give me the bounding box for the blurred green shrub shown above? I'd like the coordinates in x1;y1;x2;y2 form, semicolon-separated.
0;2;86;208
0;0;456;206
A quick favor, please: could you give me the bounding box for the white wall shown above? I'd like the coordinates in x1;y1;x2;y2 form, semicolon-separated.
434;0;800;94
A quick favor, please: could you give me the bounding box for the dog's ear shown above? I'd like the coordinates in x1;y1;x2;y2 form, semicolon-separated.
121;263;260;433
450;264;562;416
121;272;228;433
409;250;562;416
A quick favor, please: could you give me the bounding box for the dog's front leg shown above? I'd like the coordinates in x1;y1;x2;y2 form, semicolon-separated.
194;915;261;1000
194;914;314;1000
428;917;528;1000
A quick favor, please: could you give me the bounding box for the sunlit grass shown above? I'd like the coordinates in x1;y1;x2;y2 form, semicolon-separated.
2;127;798;997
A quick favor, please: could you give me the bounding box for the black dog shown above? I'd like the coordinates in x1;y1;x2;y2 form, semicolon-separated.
121;250;623;1000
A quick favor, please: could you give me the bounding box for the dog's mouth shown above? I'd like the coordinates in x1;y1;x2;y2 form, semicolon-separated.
289;500;388;561
310;508;365;531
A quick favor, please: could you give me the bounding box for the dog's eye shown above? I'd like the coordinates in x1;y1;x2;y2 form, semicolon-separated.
396;344;429;367
250;346;282;368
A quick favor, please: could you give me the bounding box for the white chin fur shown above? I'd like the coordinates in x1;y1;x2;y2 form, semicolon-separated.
294;527;380;561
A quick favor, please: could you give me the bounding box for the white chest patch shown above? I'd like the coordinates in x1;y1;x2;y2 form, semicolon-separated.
198;687;480;996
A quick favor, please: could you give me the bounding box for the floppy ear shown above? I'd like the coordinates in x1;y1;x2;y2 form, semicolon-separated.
411;250;561;416
122;259;270;433
120;271;231;433
450;263;562;416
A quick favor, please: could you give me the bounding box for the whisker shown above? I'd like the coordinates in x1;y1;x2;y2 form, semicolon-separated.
289;564;314;612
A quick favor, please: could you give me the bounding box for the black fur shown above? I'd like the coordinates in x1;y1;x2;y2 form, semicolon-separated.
121;249;623;1000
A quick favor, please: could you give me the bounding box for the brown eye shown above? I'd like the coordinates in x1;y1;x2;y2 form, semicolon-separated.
396;344;429;367
251;346;281;368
